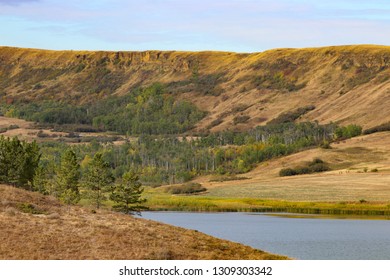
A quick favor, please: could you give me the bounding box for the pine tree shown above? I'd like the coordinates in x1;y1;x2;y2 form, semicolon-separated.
55;150;80;204
0;136;40;188
32;165;48;194
22;140;41;189
110;171;147;215
83;153;114;209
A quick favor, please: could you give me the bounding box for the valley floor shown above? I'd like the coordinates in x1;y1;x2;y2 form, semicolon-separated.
195;132;390;202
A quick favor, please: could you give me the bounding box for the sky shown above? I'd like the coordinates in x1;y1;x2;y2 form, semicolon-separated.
0;0;390;52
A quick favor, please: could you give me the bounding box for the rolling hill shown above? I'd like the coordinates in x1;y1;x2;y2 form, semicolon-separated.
2;45;390;260
1;45;390;132
0;184;287;260
197;131;390;202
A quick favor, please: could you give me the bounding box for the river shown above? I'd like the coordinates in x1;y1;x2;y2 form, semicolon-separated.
141;211;390;260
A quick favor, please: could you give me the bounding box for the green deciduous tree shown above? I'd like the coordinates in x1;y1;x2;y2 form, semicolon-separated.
83;153;114;209
335;124;362;139
110;171;147;215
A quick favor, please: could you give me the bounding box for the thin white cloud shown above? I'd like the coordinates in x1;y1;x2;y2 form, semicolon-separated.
0;0;39;5
1;0;390;51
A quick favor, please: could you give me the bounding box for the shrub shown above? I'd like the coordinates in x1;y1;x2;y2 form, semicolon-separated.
37;130;50;138
233;115;250;125
279;158;330;176
295;166;311;174
309;158;324;165
279;168;297;177
16;203;45;214
206;118;223;129
165;183;207;194
209;175;250;182
363;122;390;135
267;105;315;125
7;125;19;130
253;72;306;92
231;104;249;114
319;140;331;149
194;73;226;96
309;162;330;173
335;124;362;139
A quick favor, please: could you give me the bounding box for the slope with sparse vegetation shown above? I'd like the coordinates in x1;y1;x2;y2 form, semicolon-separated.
0;184;287;260
0;45;390;132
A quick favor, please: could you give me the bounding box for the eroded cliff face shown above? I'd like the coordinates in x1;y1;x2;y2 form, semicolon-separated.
1;45;390;130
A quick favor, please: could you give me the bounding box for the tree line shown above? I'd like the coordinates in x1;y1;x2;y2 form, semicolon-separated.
0;136;146;215
1;83;206;135
1;119;363;209
34;121;360;187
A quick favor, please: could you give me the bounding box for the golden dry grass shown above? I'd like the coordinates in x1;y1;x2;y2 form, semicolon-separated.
1;45;390;132
193;132;390;202
0;116;67;141
0;185;287;260
0;116;127;144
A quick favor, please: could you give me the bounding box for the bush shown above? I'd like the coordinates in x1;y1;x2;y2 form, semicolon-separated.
309;162;330;173
319;140;331;149
209;175;250;182
233;115;250;125
309;158;324;165
335;124;362;139
267;105;315;125
363;122;390;135
194;73;226;96
253;72;306;92
295;166;311;174
165;183;207;194
206;118;223;129
279;158;330;176
7;125;19;130
16;203;45;214
279;168;297;176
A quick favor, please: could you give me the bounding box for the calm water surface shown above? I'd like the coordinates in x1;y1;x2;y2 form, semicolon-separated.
141;212;390;260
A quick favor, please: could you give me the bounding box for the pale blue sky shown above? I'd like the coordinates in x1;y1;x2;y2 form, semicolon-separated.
1;0;389;52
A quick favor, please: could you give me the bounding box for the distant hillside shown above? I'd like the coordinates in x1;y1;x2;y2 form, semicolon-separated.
0;45;389;131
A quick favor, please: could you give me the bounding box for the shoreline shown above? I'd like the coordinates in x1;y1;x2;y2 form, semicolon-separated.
144;195;390;217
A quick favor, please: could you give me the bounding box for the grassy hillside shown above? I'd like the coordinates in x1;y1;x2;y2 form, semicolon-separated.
0;184;287;260
189;131;390;202
1;45;389;132
142;132;390;215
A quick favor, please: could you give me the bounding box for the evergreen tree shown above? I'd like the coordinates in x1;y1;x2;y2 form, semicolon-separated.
0;136;40;188
61;188;80;210
110;171;147;215
83;153;114;209
22;140;41;189
55;149;81;204
32;165;48;194
0;136;23;186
